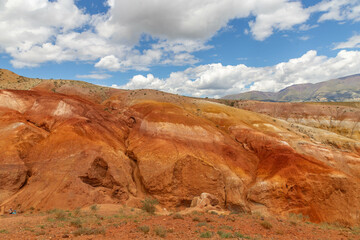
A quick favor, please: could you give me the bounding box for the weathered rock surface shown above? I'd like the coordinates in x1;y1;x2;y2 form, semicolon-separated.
1;69;360;226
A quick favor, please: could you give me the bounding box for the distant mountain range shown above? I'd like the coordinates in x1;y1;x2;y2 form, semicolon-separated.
222;74;360;102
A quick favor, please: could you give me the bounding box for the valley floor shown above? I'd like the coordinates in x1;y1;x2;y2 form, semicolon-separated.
0;205;359;240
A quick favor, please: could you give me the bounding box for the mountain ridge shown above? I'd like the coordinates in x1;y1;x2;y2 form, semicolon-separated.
223;74;360;102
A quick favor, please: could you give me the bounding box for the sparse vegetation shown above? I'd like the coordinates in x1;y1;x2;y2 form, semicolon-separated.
217;230;233;238
0;206;359;239
141;198;158;214
196;222;208;227
200;231;213;238
260;221;273;230
234;232;251;239
138;225;150;234
35;230;46;236
192;210;203;215
74;207;81;216
351;226;360;235
73;227;105;236
219;225;233;230
173;213;184;220
90;204;98;212
53;209;67;221
154;225;167;238
70;218;82;228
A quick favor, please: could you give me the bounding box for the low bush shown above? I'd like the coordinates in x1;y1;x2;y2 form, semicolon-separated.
172;213;184;220
217;230;233;238
260;221;273;230
141;198;158;214
70;218;82;228
90;205;98;212
234;232;251;239
200;231;213;238
73;208;81;216
154;225;167;238
138;225;150;234
54;209;67;221
219;225;233;230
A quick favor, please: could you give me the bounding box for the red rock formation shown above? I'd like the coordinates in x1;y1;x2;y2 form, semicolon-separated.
0;84;360;226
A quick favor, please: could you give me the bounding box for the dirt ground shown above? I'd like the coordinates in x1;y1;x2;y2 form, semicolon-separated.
0;204;359;240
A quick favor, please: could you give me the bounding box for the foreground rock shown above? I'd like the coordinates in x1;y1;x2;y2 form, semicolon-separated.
0;75;360;226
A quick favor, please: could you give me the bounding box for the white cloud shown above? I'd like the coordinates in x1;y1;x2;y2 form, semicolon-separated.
249;0;309;40
114;50;360;98
76;73;112;80
0;0;312;70
118;74;165;90
310;0;360;22
0;0;359;72
299;36;310;41
334;34;360;49
96;0;311;42
298;24;319;31
95;55;121;71
0;0;89;52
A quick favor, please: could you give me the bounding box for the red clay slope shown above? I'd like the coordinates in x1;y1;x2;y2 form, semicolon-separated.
0;86;360;226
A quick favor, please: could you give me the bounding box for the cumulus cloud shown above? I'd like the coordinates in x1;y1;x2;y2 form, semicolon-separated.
0;0;311;70
115;50;360;98
310;0;360;22
249;0;309;40
95;55;121;71
334;34;360;49
0;0;359;71
0;0;89;52
76;73;112;80
117;74;165;89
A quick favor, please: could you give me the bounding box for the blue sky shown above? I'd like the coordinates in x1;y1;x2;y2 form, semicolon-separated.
0;0;360;97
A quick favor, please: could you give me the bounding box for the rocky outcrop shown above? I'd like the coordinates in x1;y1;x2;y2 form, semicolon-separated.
0;87;360;226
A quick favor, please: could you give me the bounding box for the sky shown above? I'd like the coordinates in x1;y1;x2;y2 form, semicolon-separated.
0;0;360;98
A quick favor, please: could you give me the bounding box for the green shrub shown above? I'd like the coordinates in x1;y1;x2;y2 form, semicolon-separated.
70;218;82;228
35;231;46;236
154;225;167;238
138;225;150;234
192;210;203;215
219;225;233;230
37;225;45;229
234;232;251;239
192;217;201;222
54;209;67;221
73;208;81;216
289;213;309;222
200;231;213;238
196;222;208;227
90;204;98;212
173;213;184;220
141;198;158;214
217;231;233;238
0;229;9;234
351;226;360;235
260;221;273;230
